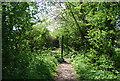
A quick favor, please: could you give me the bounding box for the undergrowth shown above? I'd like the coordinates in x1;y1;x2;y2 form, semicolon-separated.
3;50;58;80
67;48;120;80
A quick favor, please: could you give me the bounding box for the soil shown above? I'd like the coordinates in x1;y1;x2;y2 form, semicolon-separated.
51;48;78;81
54;58;78;81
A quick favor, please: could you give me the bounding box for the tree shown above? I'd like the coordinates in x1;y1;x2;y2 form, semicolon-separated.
55;2;120;64
2;2;39;79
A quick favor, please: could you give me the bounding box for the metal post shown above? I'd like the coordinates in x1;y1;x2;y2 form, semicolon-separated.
61;35;64;60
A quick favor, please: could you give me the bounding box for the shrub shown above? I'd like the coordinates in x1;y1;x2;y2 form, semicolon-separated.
3;51;58;80
69;50;119;80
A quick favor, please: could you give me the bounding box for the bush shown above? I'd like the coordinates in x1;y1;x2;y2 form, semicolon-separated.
86;28;114;57
27;54;58;79
69;50;119;80
3;51;58;80
113;48;120;70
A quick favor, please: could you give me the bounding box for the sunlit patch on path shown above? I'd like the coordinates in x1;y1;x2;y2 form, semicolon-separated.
54;58;78;81
51;48;59;53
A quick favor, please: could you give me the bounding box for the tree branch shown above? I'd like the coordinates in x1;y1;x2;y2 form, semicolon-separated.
66;3;84;37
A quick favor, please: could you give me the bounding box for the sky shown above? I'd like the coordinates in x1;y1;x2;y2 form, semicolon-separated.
34;1;65;32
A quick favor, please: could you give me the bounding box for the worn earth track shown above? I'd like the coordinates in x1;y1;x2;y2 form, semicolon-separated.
54;58;78;81
51;48;78;81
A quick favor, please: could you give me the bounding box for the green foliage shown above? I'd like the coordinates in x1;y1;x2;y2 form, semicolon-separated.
70;50;119;80
59;2;119;51
27;53;58;79
27;23;51;51
57;2;120;80
86;28;114;57
2;2;37;66
113;48;120;70
2;2;58;80
2;2;120;80
3;51;58;79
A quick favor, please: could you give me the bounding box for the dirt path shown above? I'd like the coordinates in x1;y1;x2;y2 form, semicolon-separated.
51;48;59;53
54;58;78;81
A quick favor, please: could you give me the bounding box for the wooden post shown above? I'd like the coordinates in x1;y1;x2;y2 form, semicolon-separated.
61;35;64;60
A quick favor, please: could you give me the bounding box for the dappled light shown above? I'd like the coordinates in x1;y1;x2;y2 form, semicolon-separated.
2;1;120;81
